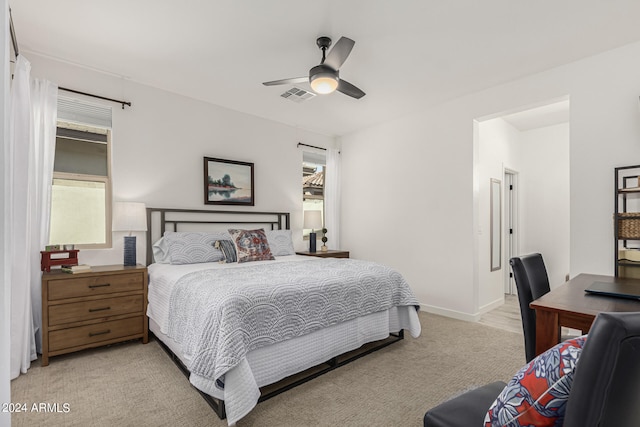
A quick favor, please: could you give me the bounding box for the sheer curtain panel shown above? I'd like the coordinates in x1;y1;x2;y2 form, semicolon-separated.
324;148;341;249
29;77;58;355
9;55;57;378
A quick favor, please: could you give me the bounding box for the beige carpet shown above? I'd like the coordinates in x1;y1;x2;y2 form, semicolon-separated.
11;312;525;427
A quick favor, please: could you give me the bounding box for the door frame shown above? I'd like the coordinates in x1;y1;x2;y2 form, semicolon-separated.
504;168;519;294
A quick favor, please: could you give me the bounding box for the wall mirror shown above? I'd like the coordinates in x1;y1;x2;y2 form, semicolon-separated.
490;178;502;271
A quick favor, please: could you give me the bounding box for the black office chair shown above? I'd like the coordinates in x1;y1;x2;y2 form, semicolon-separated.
509;253;552;362
424;311;640;427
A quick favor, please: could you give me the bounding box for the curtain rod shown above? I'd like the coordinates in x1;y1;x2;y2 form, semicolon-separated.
297;142;340;154
59;87;132;109
9;7;19;58
297;142;326;151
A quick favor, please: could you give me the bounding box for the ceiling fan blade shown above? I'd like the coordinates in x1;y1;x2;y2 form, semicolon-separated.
324;37;355;70
262;76;308;86
337;79;365;99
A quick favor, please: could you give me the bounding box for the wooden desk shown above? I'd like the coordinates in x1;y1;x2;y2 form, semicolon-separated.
530;273;640;356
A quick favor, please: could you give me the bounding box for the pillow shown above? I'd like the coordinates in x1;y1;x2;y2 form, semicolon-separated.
484;336;587;427
159;231;231;265
228;228;275;263
152;237;171;263
265;229;295;256
214;240;237;263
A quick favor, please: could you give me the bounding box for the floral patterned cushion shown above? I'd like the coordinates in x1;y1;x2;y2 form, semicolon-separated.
228;228;275;263
484;336;587;427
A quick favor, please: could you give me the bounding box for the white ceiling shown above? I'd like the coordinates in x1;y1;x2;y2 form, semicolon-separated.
502;99;570;131
10;1;640;137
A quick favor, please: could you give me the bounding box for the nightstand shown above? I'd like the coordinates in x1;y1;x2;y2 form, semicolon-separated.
296;250;350;258
41;264;148;366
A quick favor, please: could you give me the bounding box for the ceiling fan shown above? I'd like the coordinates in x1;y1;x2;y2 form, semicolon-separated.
262;36;366;99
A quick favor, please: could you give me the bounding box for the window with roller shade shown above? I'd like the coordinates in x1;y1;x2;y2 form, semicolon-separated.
50;97;112;248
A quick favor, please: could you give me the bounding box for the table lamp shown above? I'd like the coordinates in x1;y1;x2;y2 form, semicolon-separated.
303;210;323;253
112;202;147;266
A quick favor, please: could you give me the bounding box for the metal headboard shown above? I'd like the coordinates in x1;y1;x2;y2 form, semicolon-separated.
146;208;290;265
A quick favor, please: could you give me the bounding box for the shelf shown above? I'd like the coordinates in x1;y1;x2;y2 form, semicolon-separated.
615;165;640;277
617;260;640;267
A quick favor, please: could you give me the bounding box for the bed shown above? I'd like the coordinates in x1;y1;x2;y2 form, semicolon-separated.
145;208;422;425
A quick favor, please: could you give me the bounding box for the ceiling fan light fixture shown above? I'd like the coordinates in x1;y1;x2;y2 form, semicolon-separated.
310;75;338;94
309;66;339;94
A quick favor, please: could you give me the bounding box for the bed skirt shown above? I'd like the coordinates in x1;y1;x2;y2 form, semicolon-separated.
149;305;421;424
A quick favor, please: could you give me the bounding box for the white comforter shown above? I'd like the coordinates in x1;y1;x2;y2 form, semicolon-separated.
147;255;421;425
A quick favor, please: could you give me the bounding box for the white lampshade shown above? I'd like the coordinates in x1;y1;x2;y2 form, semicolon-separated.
112;202;147;232
310;74;339;94
303;210;323;230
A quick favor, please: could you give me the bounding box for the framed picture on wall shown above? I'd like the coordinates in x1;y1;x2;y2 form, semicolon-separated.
203;157;254;206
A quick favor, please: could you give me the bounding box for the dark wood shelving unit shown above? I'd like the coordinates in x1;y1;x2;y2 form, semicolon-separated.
614;165;640;277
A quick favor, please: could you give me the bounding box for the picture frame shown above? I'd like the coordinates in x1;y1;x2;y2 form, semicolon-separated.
203;157;254;206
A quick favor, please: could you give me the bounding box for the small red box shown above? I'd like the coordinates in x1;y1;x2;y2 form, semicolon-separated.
40;250;79;272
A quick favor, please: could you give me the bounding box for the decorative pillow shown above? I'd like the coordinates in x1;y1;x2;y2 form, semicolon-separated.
160;231;231;265
265;229;295;256
214;240;237;263
484;336;587;427
227;228;275;263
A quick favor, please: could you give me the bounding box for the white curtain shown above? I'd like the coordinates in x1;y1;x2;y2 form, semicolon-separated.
29;76;58;355
9;55;57;379
324;148;341;249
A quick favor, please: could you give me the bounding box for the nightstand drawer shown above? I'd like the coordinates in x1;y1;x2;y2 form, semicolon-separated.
48;295;144;326
48;272;144;300
48;316;144;352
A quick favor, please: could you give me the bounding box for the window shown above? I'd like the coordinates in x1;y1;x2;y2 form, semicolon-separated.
302;150;325;236
49;123;112;248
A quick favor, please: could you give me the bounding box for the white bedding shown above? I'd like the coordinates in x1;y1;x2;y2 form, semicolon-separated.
147;255;421;425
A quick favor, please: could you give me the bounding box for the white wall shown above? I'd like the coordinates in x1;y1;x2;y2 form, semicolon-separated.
519;123;570;288
341;40;640;320
1;1;12;425
25;53;335;265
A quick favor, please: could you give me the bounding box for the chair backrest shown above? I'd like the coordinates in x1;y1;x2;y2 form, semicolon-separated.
509;253;551;362
564;311;640;427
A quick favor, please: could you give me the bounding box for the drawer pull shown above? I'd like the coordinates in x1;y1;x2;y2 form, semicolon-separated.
88;283;111;289
89;329;111;337
88;306;111;313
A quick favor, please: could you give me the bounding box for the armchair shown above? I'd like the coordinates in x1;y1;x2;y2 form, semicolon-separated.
424;311;640;427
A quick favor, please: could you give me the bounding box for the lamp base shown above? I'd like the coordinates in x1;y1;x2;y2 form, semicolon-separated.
123;236;137;266
309;232;317;253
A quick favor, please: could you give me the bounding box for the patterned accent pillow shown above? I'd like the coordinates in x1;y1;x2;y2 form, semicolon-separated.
484;336;587;427
265;229;295;256
214;240;237;263
228;228;275;263
162;232;230;265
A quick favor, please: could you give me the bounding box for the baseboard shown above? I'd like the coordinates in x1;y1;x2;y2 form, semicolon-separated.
478;297;504;315
419;304;481;322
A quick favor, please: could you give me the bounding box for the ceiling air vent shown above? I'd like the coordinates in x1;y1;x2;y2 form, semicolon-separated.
280;87;316;103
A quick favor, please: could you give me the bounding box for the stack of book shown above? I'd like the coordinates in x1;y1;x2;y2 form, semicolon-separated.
61;264;91;274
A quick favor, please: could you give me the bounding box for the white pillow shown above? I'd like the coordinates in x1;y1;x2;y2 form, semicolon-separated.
153;231;231;264
265;229;295;256
152;237;171;263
